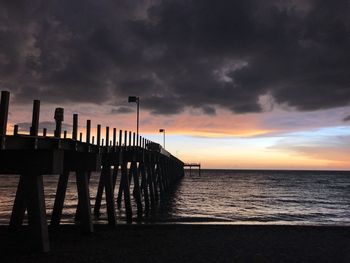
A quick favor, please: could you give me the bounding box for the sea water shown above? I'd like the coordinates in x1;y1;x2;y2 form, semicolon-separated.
0;170;349;225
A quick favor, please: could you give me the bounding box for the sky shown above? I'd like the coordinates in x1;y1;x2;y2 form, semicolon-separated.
0;0;349;170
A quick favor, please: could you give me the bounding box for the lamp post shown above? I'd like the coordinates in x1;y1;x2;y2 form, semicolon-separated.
159;128;165;149
128;96;140;138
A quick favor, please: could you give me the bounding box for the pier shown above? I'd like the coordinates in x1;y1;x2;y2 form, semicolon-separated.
184;163;201;176
0;91;185;252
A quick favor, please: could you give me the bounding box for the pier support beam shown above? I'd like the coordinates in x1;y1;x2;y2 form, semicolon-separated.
76;171;93;234
103;164;117;225
51;171;69;226
9;174;50;252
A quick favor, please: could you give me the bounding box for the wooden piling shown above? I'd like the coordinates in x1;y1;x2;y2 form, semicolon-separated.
86;120;91;143
23;173;50;252
9;177;26;229
51;171;69;226
113;128;116;147
76;171;93;233
97;125;101;146
30;100;40;136
116;131;126;208
0;91;10;136
13;125;18;136
54;108;64;138
72;114;78;140
121;160;132;223
105;126;109;147
102;128;116;225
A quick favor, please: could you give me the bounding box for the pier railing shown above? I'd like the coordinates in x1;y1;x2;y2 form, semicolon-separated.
0;90;185;252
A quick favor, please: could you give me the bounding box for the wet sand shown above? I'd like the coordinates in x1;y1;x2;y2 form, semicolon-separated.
1;224;350;263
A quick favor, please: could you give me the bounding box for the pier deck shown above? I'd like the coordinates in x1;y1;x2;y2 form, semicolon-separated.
184;163;201;176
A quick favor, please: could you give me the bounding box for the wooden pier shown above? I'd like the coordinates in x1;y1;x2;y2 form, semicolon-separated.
0;91;185;252
184;163;201;176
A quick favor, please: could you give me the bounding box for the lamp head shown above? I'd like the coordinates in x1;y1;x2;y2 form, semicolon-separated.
128;96;138;103
159;129;165;133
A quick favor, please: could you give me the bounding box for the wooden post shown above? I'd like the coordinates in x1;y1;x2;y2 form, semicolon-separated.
9;177;26;229
0;90;10;135
43;128;47;137
94;126;109;219
121;161;132;223
10;99;42;233
119;130;122;147
136;132;139;147
132;161;143;218
94;180;104;218
79;132;83;142
13;125;18;136
92;136;95;144
30;100;40;136
64;130;67;139
152;158;159;202
97;124;101;146
86;120;91;143
72;114;78;140
51;171;69;226
105;126;109;147
147;157;155;207
25;174;50;252
54;108;64;138
76;171;93;234
103;161;116;225
113;128;116;147
116;131;126;208
140;161;149;214
112;130;122;189
10;173;50;252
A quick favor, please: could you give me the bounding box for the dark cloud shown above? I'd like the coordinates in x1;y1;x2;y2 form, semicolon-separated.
202;106;216;116
0;0;349;114
343;115;350;122
111;106;134;114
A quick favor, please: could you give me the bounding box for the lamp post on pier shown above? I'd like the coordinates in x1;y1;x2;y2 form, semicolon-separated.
159;128;165;149
128;96;140;138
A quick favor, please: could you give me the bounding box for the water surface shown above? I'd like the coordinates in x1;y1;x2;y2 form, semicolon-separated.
0;170;349;225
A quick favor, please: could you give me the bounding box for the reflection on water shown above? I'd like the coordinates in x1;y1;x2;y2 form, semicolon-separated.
0;170;350;225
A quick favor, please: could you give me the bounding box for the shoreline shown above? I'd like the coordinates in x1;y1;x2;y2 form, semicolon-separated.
1;224;350;262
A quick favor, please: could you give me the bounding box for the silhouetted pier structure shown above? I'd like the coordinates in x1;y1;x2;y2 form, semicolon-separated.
184;163;201;176
0;91;184;252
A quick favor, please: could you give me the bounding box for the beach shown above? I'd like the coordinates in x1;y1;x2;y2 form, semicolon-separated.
1;224;350;262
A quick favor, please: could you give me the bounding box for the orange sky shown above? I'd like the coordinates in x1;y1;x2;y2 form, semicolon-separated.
5;102;350;170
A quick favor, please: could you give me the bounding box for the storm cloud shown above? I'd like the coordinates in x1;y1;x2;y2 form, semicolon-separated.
0;0;349;115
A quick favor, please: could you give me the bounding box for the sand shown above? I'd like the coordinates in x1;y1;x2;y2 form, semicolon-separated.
1;224;350;263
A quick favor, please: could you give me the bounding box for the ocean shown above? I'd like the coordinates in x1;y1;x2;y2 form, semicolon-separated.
0;169;349;225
